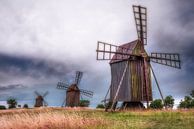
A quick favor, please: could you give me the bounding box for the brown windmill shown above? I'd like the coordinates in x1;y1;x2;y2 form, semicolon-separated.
96;5;181;111
57;71;93;107
34;91;49;107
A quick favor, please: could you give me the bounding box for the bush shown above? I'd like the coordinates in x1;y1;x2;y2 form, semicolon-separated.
0;105;6;110
23;104;29;108
79;100;90;107
150;99;163;109
96;104;105;109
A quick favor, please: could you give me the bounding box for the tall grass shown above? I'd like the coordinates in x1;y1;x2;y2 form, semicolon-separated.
0;108;194;129
0;108;107;129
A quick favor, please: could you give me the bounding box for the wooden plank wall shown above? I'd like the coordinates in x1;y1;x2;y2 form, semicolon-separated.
110;61;131;101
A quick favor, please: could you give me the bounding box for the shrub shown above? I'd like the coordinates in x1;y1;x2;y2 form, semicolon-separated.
0;105;6;110
79;100;90;107
23;104;29;108
96;104;105;109
150;99;163;109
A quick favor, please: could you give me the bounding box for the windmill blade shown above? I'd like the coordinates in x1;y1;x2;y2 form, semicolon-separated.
61;99;66;107
75;71;83;85
150;52;181;69
57;82;69;90
34;91;41;96
133;5;147;45
43;100;48;106
80;89;93;98
43;91;49;98
96;41;140;60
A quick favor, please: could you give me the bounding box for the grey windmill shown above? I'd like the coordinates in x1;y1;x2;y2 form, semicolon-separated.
57;71;93;107
34;91;49;107
96;5;181;111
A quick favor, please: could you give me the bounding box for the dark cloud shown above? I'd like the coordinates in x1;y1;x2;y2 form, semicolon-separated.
0;53;74;80
173;1;194;24
150;0;194;98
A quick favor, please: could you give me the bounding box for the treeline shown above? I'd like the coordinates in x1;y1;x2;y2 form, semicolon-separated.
96;90;194;109
150;90;194;109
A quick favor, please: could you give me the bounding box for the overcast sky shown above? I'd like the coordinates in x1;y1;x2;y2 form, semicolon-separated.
0;0;193;107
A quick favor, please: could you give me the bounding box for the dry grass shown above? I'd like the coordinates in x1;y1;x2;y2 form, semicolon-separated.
0;108;107;129
0;108;194;129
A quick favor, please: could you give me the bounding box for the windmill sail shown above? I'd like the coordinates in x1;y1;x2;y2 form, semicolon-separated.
133;5;147;45
57;82;69;90
80;89;93;98
150;53;181;69
96;41;138;60
75;71;83;85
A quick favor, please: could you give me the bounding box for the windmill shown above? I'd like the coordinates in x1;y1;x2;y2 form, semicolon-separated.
57;71;93;107
34;91;49;107
96;5;181;111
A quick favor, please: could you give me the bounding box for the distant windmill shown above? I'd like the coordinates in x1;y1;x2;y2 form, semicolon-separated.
34;91;49;107
57;71;93;107
96;5;181;111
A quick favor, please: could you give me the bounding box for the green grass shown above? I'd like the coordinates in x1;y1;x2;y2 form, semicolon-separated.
0;108;194;129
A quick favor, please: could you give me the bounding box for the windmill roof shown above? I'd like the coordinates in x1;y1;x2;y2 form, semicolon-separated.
110;40;138;64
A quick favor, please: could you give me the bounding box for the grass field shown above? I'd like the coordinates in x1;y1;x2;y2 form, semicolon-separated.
0;108;194;129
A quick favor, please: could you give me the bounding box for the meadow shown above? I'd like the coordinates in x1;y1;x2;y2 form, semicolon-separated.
0;108;194;129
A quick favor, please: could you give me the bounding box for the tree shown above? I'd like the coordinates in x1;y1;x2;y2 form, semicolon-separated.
79;100;90;107
23;104;29;108
178;96;193;108
178;90;194;109
150;99;163;109
164;95;175;109
7;98;17;109
96;104;105;109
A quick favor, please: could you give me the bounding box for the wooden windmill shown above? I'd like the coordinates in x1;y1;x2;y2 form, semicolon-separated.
34;91;49;107
96;5;181;111
57;71;93;107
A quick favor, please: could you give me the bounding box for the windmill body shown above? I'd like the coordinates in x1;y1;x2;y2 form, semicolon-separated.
35;96;44;107
57;71;93;107
110;40;152;104
66;84;80;107
96;5;181;110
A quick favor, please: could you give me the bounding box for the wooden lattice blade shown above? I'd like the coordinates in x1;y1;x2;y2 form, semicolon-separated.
96;41;140;60
80;89;93;98
34;91;41;96
75;71;83;85
150;52;181;69
56;82;69;90
43;91;49;97
43;100;48;106
133;5;147;45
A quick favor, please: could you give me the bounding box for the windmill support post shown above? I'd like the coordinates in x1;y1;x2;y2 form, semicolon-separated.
103;84;111;111
150;65;165;105
143;57;150;108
